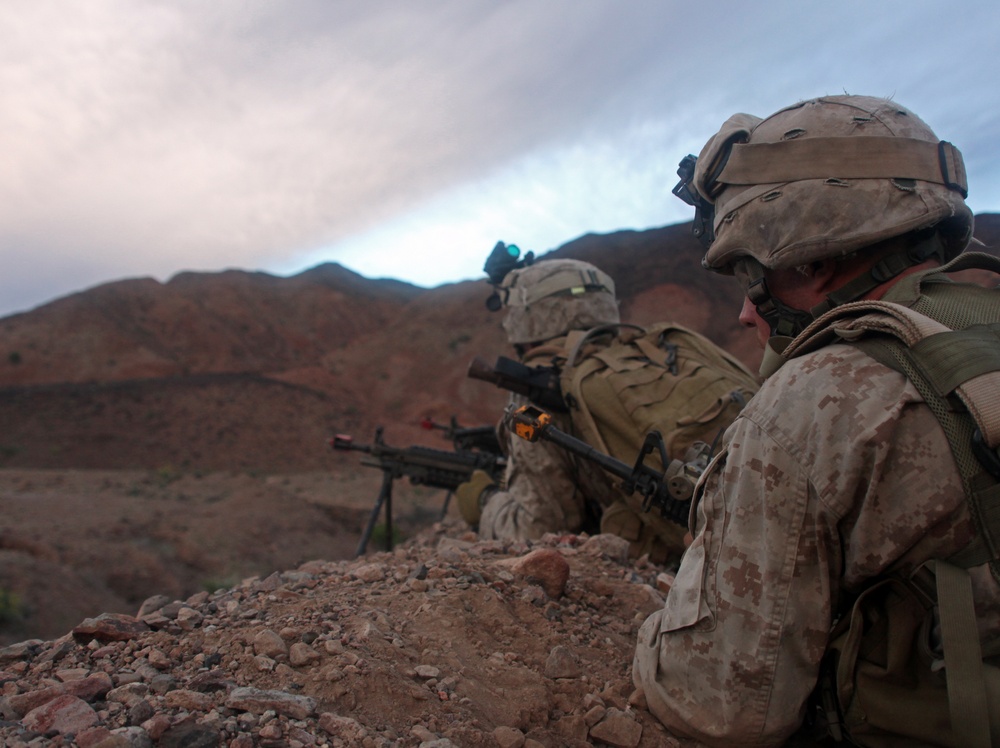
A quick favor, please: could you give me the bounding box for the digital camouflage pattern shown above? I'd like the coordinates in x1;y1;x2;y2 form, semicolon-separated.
479;393;618;541
632;343;1000;746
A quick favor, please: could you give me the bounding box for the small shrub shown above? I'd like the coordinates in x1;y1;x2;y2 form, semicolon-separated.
153;465;181;486
0;588;25;624
8;351;21;365
367;522;404;550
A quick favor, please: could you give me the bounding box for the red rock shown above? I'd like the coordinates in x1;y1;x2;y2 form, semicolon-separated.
22;693;99;735
72;613;149;643
499;548;571;598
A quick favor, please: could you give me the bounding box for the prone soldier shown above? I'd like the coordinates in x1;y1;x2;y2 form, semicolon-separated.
457;245;757;566
633;95;1000;746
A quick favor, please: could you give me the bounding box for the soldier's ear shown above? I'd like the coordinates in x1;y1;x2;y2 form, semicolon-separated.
809;259;839;294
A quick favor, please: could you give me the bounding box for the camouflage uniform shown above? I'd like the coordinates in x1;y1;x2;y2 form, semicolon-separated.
464;257;689;563
479;393;618;541
633;341;1000;746
459;258;625;543
635;95;1000;745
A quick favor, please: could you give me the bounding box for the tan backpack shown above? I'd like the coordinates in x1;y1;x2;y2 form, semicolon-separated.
778;252;1000;747
528;322;759;562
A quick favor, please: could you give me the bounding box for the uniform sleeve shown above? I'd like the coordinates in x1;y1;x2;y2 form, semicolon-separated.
479;419;589;541
633;413;835;747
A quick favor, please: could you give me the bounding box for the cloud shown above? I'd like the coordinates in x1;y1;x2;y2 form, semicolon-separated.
0;0;998;316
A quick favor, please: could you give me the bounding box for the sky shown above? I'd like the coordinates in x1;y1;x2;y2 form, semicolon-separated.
2;0;999;318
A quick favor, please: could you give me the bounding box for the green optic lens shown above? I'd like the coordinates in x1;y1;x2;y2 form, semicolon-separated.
506;244;520;258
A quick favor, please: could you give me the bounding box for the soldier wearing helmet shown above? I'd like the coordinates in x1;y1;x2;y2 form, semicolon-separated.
456;250;688;564
633;96;1000;746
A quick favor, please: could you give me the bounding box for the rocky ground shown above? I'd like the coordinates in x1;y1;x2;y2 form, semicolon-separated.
0;521;695;748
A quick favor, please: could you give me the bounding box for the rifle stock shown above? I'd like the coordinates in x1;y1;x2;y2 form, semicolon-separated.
467;355;568;413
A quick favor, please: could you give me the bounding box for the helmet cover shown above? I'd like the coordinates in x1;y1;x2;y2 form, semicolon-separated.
691;96;973;272
500;259;619;345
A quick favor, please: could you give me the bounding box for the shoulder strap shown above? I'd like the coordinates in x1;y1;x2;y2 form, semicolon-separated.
884;250;1000;306
785;299;1000;579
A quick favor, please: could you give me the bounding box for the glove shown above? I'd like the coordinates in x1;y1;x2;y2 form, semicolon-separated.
455;469;497;527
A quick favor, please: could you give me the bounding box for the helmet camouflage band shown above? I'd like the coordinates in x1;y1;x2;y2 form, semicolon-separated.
681;95;974;273
500;259;620;345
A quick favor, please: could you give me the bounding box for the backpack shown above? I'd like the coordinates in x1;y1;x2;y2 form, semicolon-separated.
526;322;759;562
777;252;1000;747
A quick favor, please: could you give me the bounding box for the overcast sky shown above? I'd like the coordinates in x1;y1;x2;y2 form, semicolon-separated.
2;0;999;317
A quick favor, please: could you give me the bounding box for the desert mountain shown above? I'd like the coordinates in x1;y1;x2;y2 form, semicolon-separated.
4;216;997;471
0;220;769;472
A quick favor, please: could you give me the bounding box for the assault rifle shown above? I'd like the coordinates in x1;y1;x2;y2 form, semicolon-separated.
503;404;709;526
467;355;568;413
331;427;506;556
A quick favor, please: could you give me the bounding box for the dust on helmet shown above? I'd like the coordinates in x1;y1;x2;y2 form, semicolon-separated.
673;95;974;337
679;95;972;271
499;259;619;346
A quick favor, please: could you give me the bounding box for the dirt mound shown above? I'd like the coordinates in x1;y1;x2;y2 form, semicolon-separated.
0;525;693;747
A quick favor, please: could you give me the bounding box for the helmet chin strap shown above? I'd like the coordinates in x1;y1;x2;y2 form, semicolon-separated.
740;232;948;339
740;260;815;339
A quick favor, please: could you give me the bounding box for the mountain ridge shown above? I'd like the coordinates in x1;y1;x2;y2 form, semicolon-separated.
1;215;998;471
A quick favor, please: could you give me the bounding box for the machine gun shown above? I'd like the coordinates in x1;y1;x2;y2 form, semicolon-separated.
420;415;502;454
503;404;709;526
466;355;568;413
419;415;504;518
331;427;506;556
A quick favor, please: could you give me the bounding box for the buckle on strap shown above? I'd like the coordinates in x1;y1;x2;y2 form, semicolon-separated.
938;140;969;198
973;428;1000;480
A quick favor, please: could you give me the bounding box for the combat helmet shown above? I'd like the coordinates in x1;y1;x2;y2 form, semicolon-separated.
495;256;619;346
673;95;974;336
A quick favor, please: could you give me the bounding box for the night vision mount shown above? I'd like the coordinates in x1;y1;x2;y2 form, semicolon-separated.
672;154;716;248
483;240;535;311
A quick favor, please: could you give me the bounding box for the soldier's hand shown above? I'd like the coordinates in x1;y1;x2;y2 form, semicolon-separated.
455;470;497;526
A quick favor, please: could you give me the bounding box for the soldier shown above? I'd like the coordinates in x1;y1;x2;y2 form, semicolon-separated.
633;95;1000;746
457;257;692;565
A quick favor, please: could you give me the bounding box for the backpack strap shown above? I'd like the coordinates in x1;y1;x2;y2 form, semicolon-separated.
791;302;1000;450
882;250;1000;307
932;560;993;748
